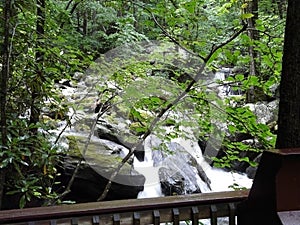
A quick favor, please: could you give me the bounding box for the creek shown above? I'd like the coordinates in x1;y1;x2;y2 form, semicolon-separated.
134;134;253;199
47;41;281;225
49;41;259;208
54;64;253;201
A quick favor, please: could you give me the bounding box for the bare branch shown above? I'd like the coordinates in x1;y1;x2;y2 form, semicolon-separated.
205;23;247;62
136;3;203;60
53;89;118;204
65;0;73;11
97;4;248;201
60;0;86;29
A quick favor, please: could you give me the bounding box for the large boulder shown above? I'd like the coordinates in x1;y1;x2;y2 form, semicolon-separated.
154;141;211;196
57;135;145;203
58;156;145;202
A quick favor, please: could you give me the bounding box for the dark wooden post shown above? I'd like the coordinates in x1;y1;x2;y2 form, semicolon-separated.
237;148;300;225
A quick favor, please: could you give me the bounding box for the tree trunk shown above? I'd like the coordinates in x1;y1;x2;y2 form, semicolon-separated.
30;0;45;135
246;0;259;103
247;0;258;76
276;0;300;148
0;0;12;209
276;0;287;19
60;0;83;29
83;11;87;36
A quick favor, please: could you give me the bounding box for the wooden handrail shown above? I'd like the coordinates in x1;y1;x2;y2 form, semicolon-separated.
237;148;300;225
0;190;249;224
2;148;300;225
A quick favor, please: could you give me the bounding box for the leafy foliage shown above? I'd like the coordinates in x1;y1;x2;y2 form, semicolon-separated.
0;0;286;207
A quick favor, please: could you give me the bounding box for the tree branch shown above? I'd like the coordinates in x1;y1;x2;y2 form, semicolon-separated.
52;89;118;204
60;0;86;29
206;23;247;62
97;4;248;201
65;0;73;11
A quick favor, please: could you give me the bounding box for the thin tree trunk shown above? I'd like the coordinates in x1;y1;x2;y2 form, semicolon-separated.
276;0;300;148
30;0;45;135
246;0;259;103
83;12;87;36
276;0;287;19
0;0;12;209
60;0;83;29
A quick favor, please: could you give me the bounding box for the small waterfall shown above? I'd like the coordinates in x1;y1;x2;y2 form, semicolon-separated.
134;135;163;198
173;137;252;193
134;135;252;199
214;67;244;97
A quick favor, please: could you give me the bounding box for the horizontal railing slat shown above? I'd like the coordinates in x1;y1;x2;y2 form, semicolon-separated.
7;203;241;225
0;190;249;224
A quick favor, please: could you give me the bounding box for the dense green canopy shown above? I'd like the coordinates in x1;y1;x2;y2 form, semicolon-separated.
0;0;288;209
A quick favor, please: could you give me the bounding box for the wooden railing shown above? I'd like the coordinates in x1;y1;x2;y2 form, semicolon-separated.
0;190;249;225
237;148;300;225
1;148;300;225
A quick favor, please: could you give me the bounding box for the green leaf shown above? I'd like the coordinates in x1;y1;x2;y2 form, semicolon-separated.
247;76;260;86
19;195;26;209
228;124;237;133
6;190;19;195
241;13;254;19
235;74;244;81
33;191;42;198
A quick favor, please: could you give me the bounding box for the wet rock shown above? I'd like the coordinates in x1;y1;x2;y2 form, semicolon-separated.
155;142;210;195
245;99;279;125
58;156;145;202
96;119;145;161
56;135;146;203
159;167;186;196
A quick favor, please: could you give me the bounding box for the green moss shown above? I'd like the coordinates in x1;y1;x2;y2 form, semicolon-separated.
65;134;132;174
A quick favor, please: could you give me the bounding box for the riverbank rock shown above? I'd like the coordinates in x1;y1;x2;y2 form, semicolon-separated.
56;135;145;203
58;156;145;202
154;141;211;196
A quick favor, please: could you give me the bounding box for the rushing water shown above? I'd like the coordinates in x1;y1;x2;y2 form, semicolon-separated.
134;154;253;200
133;134;253;199
55;65;253;225
56;67;253;198
133;146;252;225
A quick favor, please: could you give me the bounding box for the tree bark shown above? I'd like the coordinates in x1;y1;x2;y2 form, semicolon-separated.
276;0;287;19
276;0;300;148
0;0;12;209
245;0;259;103
30;0;45;135
83;12;87;36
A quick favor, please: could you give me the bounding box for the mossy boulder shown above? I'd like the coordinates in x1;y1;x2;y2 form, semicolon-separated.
57;134;145;202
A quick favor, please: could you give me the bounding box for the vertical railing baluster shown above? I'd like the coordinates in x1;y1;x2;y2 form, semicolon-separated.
133;212;140;225
153;210;160;225
50;220;57;225
113;214;121;225
210;205;218;225
228;203;236;225
191;206;199;225
172;208;180;225
71;217;78;225
92;215;100;225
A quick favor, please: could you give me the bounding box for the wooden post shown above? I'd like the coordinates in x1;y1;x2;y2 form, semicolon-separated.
237;148;300;225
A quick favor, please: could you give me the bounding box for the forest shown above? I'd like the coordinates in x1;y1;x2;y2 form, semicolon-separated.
0;0;292;210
